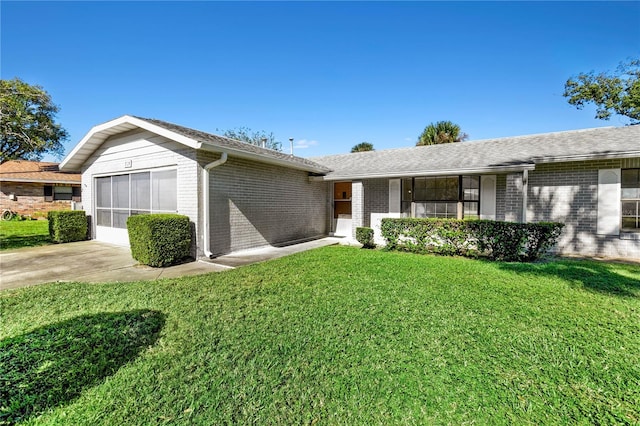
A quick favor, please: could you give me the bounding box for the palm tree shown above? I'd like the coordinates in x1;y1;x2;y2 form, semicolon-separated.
417;121;468;146
351;142;374;152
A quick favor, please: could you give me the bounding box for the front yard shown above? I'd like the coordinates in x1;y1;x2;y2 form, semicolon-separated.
0;219;50;251
1;246;639;424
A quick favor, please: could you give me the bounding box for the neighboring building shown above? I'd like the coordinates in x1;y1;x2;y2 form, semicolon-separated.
60;116;640;260
0;160;81;217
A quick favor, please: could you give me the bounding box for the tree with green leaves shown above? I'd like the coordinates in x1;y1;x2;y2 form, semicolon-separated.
563;58;639;123
0;78;69;163
417;121;468;146
218;126;282;151
351;142;374;153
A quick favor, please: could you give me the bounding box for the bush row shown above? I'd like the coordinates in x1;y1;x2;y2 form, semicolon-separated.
380;218;564;261
48;210;87;243
127;214;192;267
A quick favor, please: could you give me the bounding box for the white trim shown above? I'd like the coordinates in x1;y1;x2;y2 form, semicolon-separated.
317;164;536;182
597;169;621;235
480;175;497;220
95;226;130;246
388;179;401;214
60;115;201;171
91;165;178;179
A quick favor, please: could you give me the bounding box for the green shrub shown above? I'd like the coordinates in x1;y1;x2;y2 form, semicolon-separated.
381;218;564;262
356;227;375;249
380;218;475;256
127;214;192;267
468;220;529;261
523;222;566;261
47;210;87;243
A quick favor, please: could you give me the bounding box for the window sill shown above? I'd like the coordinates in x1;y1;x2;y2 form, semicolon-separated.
620;232;640;241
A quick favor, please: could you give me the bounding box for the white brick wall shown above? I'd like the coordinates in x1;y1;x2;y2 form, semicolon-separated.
528;160;640;259
207;156;330;256
351;181;364;238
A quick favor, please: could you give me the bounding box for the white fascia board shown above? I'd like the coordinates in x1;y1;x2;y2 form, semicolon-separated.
314;164;536;181
199;144;330;174
60;115;201;171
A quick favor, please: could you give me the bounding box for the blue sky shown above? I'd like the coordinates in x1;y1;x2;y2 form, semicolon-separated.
2;1;639;160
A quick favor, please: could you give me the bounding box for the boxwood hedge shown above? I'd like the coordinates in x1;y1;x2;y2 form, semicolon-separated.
127;214;192;267
48;210;88;243
380;218;564;261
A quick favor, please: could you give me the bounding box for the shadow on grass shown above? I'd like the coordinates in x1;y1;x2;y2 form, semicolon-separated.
499;259;640;298
0;234;52;251
0;310;165;424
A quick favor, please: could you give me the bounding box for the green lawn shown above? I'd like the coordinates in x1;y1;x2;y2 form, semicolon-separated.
0;219;51;250
1;246;639;425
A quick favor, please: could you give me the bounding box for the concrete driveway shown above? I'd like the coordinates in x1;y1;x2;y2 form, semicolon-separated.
0;238;341;291
0;241;229;290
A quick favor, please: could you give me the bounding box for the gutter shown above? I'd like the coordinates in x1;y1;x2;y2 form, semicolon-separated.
202;152;228;258
311;163;536;182
199;143;329;174
532;151;640;164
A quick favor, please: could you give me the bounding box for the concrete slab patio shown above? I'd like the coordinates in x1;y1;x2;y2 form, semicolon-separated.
0;237;342;291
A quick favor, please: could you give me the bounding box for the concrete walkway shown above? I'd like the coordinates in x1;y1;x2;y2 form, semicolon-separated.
0;237;342;291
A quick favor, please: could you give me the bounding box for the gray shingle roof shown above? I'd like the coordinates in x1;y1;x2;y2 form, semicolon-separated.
135;117;331;173
311;125;640;180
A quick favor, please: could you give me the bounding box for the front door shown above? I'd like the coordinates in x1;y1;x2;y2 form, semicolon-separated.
333;182;352;237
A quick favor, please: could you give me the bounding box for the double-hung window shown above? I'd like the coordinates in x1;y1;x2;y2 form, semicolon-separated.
621;168;640;231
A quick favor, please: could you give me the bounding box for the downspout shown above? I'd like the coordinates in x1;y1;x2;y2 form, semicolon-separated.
521;169;528;223
202;152;228;258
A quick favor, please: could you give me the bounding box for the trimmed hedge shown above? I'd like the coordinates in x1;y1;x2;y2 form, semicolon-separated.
356;227;375;249
127;214;192;267
48;210;88;243
381;218;564;262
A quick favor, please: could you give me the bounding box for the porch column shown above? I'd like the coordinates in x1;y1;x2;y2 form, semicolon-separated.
521;169;528;223
351;180;364;239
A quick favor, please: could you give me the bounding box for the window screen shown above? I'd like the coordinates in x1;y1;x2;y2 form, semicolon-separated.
131;172;151;210
152;169;177;212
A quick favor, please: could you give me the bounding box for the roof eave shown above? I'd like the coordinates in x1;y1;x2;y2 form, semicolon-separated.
199;143;330;174
0;178;81;184
59;115;202;172
533;151;640;164
316;164;535;181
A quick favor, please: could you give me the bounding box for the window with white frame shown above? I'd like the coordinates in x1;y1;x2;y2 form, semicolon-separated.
402;175;480;219
621;168;640;231
96;169;177;229
413;176;459;218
